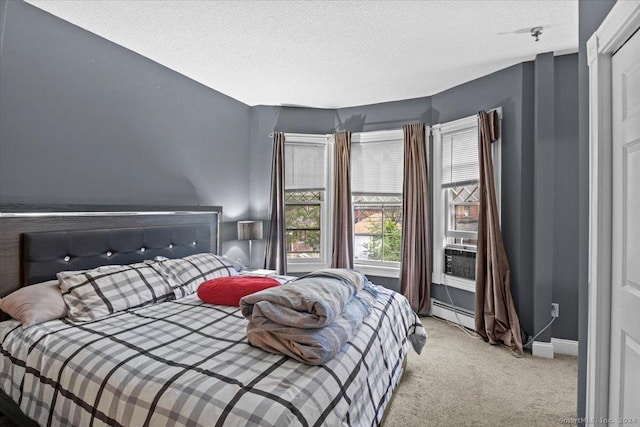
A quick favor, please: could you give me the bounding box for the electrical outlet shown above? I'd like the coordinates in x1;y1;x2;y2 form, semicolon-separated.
551;303;559;319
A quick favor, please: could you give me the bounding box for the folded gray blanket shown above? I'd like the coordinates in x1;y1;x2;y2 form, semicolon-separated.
240;268;368;329
239;269;376;365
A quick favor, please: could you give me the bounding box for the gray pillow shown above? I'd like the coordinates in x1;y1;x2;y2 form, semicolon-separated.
0;280;68;328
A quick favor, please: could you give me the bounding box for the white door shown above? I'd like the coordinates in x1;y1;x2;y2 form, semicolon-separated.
610;28;640;423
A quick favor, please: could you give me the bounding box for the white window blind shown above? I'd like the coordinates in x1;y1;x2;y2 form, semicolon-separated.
441;127;479;187
285;143;326;190
351;140;403;194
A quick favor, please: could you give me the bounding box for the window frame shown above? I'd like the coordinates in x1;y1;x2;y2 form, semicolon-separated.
431;109;502;292
284;133;333;273
350;129;408;278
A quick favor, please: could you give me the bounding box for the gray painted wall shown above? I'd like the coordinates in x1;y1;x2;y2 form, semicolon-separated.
0;0;7;56
553;54;580;341
533;52;555;343
336;97;432;133
577;0;617;423
431;62;534;338
431;283;475;313
521;61;536;340
0;1;253;257
249;106;337;220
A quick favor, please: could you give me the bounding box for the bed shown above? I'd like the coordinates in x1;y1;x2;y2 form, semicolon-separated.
0;206;426;427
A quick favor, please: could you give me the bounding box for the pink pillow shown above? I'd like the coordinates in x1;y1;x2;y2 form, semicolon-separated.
197;276;280;307
0;280;68;328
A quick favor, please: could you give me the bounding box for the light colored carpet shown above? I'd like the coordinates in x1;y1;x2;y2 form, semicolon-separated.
384;316;578;427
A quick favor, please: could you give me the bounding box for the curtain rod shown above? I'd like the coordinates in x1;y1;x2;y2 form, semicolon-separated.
266;107;501;138
268;128;404;139
268;126;405;138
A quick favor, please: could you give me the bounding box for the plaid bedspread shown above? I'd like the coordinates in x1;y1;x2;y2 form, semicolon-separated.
0;284;426;427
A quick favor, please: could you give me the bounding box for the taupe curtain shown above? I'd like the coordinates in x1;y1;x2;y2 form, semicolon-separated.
331;132;354;268
265;132;287;275
475;110;523;355
399;123;431;315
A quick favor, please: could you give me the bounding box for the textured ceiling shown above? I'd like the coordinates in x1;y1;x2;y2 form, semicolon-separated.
25;0;578;109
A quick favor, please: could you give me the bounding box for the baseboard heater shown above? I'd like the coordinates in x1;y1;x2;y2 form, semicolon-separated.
429;299;475;330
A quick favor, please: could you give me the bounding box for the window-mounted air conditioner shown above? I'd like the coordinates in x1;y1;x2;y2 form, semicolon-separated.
444;247;476;280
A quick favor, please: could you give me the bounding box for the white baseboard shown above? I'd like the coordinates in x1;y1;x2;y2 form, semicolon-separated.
532;341;555;359
429;298;475;330
531;339;579;358
429;298;579;358
551;338;579;356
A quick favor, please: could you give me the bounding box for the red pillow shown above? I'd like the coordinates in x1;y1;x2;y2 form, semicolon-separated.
197;276;280;307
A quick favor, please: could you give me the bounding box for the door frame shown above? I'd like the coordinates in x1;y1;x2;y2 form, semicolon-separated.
586;0;640;421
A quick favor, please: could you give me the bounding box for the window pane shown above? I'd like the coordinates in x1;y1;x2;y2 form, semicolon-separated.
446;183;479;234
381;209;402;262
354;207;382;261
286;230;320;258
453;205;479;232
353;202;402;263
285;204;320;229
285;200;321;259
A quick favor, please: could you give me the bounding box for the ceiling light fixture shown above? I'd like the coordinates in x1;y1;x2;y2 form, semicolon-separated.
531;27;543;42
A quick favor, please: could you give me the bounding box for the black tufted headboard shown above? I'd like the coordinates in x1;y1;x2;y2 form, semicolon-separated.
21;224;212;285
0;206;221;297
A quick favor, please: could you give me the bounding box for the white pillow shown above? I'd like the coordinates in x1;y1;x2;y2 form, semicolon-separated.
0;280;68;328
